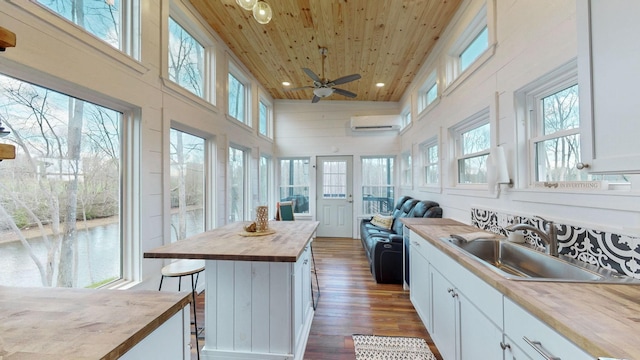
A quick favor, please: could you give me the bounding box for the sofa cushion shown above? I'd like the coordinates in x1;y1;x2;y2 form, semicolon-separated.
370;213;393;229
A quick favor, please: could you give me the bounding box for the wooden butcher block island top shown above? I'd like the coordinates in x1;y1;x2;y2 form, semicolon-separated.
0;286;190;360
402;218;640;360
144;221;319;262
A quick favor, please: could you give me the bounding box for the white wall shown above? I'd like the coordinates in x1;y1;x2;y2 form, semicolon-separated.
274;0;640;238
0;0;275;289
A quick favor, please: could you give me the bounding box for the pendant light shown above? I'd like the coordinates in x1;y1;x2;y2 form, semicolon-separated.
236;0;257;11
252;1;273;25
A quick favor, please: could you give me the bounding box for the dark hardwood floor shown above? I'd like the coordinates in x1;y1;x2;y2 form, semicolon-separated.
190;237;441;359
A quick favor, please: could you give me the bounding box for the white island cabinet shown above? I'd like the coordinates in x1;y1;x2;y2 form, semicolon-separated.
144;221;318;360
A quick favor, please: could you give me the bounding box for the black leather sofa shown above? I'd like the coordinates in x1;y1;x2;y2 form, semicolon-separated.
360;196;442;283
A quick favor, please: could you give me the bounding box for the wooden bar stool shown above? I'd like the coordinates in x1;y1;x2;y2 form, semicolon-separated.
158;259;205;360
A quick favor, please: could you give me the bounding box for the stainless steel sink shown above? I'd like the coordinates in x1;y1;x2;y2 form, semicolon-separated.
444;238;639;283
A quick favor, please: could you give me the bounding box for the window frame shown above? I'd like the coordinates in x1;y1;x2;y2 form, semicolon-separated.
9;0;144;73
258;97;273;139
400;151;412;189
450;109;491;186
400;107;412;131
228;145;249;222
227;62;251;127
278;157;311;215
420;136;441;192
361;156;396;216
259;153;273;213
417;70;439;114
163;1;217;107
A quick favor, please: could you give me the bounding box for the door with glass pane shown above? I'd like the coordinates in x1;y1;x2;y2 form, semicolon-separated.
316;156;353;237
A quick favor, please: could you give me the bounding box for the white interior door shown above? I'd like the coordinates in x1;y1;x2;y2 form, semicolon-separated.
316;156;353;237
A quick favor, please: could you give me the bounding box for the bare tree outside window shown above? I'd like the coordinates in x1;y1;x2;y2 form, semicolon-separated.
168;17;204;97
0;74;121;288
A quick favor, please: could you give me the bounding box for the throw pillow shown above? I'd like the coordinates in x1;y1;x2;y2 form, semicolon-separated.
370;214;393;230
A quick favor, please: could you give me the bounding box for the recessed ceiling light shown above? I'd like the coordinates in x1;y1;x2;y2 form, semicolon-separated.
282;81;291;86
376;83;385;87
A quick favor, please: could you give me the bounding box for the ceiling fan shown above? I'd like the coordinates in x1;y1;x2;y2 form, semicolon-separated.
287;47;361;103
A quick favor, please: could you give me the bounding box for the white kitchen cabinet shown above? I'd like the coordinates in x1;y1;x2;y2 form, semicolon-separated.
294;243;313;352
577;0;640;174
120;307;190;360
503;297;592;360
431;268;458;360
409;232;432;332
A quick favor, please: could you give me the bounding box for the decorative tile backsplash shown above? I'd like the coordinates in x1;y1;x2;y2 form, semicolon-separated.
471;208;640;280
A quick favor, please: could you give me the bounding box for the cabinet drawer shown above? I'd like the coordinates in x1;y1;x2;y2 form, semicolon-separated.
504;297;592;360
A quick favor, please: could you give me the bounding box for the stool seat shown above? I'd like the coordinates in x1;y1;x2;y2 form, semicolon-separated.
161;259;205;277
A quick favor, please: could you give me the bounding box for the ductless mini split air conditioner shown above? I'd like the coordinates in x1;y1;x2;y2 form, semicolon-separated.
350;115;401;131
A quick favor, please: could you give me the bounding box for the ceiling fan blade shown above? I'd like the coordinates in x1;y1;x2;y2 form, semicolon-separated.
302;68;322;83
284;86;313;92
333;88;357;98
311;95;321;103
330;74;361;86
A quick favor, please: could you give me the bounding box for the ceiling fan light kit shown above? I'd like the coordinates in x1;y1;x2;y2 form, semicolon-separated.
236;0;272;24
287;47;362;103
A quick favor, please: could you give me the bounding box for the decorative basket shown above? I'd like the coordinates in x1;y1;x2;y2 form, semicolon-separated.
255;205;269;232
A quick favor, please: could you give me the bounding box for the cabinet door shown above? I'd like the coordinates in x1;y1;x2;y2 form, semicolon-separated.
458;293;503;360
431;269;457;360
409;241;432;331
577;0;640;173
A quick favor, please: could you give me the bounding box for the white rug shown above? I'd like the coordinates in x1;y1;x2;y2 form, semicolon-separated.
352;334;437;360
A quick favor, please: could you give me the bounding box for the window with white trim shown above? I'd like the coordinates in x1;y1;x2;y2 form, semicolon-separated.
228;66;250;125
36;0;140;59
418;70;438;113
400;151;412;188
259;154;272;208
259;98;272;138
460;26;488;73
446;4;491;86
518;63;629;188
169;128;205;241
421;138;440;187
361;156;395;215
228;146;248;222
279;158;310;214
451;110;490;184
400;108;412;129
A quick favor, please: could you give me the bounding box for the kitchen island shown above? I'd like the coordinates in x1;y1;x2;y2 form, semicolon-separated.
0;286;191;359
144;220;318;360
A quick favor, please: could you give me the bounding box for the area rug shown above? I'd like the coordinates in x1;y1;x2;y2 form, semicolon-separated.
352;334;437;360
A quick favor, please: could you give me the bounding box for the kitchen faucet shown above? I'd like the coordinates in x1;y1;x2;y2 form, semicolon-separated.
506;216;559;257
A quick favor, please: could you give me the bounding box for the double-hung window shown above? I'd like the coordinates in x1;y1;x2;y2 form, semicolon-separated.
520;62;629;187
361;156;395;215
279;158;310;214
421;138;440;187
169;129;205;241
36;0;140;59
452;110;490;184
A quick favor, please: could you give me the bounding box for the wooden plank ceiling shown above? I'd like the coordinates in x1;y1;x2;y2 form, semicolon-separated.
190;0;462;102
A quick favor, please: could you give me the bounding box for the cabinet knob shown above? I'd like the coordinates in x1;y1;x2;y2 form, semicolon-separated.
447;288;454;293
576;162;590;170
500;342;511;350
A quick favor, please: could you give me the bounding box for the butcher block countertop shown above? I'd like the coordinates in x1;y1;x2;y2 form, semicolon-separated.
0;286;191;360
402;218;640;360
144;221;319;262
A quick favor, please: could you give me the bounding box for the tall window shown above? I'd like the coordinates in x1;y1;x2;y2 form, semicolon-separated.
422;139;440;186
37;0;139;58
0;74;123;288
228;147;247;222
460;26;488;72
400;152;412;188
169;129;205;241
168;17;204;97
452;111;490;184
401;108;412;129
259;99;272;137
279;158;310;214
362;157;395;214
228;72;248;124
259;155;272;207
